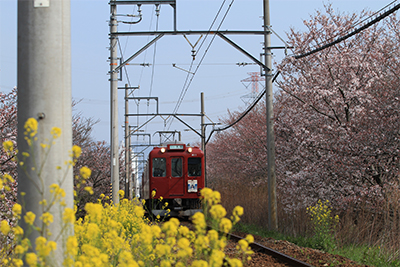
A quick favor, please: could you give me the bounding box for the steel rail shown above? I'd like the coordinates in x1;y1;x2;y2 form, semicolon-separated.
227;233;315;267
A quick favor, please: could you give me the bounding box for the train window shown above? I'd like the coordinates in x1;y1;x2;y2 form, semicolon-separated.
188;158;202;177
152;158;166;177
171;158;182;177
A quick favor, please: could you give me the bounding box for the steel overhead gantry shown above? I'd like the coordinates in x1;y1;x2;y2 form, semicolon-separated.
126;96;204;139
109;0;176;203
109;0;279;229
112;0;177;32
113;30;271;73
126;94;206;193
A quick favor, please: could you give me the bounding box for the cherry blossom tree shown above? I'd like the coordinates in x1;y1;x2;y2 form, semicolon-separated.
72;112;126;218
0;88;17;175
207;5;400;212
275;6;400;209
0;93;126;219
0;88;18;224
207;105;267;185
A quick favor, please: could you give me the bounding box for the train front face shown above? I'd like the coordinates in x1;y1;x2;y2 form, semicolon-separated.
144;144;204;217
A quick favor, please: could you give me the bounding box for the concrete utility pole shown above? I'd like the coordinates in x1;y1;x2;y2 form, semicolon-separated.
110;1;120;204
124;84;131;199
200;92;207;186
18;0;73;262
263;0;278;231
201;92;205;153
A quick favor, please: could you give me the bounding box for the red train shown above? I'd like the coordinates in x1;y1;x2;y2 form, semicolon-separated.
141;143;205;217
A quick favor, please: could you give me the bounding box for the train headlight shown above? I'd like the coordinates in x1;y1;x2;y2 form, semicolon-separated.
187;147;193;153
160;147;166;153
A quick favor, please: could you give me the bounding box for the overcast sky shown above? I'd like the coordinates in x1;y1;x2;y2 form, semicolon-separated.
0;0;392;146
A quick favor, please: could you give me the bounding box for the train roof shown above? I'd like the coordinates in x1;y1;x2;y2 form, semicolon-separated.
149;143;203;155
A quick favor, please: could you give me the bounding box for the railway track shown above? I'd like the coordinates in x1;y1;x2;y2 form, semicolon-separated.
177;220;314;266
227;232;314;267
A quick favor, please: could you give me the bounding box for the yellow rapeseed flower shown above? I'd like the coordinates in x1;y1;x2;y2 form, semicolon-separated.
118;251;139;267
155;244;171;257
14;245;25;255
151;225;162;238
80;166;91;179
24;211;36;225
13;226;24;236
24;118;38;137
219;218;232;233
209;250;225;267
209;204;227;220
35;236;52;257
237;239;248;252
160;260;172;267
12;203;22;217
3;173;14;183
66;236;78;257
72;145;82;158
177;238;192;258
11;259;23;267
40;212;54;226
178;225;190;237
84;186;94;195
21;238;30;251
191;260;208;267
245;234;254;244
2;140;13;154
86;223;100;238
192;212;206;234
233;206;244;217
211;191;221;204
0;220;10;235
39;199;48;206
63;207;75;224
200;188;213;204
227;258;242;267
50;127;62;139
25;253;38;267
85;203;103;222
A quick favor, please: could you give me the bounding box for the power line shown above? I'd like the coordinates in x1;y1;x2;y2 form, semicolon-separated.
205;71;280;145
148;5;160;97
146;5;161;133
117;39;132;88
167;0;235;131
171;0;229;116
296;1;398;55
295;2;400;59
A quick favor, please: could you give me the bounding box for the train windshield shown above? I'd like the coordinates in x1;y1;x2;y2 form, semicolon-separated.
152;158;166;177
188;158;202;177
171;158;182;177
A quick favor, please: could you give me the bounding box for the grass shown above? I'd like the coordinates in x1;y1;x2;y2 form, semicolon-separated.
234;223;400;267
332;245;400;267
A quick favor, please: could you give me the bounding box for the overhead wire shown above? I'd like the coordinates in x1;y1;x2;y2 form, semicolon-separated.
296;1;400;59
171;0;229;116
176;0;235;112
148;5;160;97
205;1;399;141
166;0;235;131
293;1;397;55
118;39;132;88
145;5;161;133
350;0;397;29
205;72;280;145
